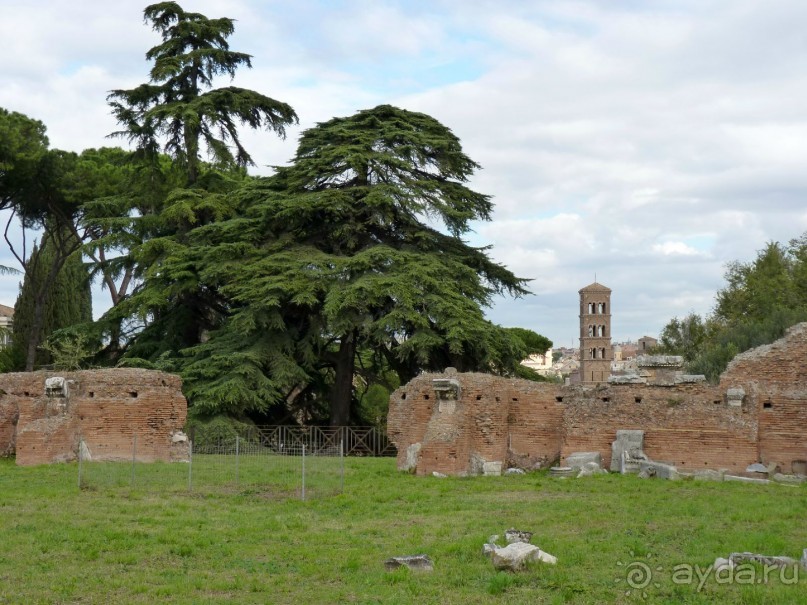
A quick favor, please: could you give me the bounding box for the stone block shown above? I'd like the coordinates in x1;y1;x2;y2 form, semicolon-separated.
610;430;644;472
564;451;602;470
384;555;434;572
726;387;745;407
639;460;679;480
482;461;502;476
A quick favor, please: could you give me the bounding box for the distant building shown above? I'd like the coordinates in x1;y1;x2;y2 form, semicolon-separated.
0;304;12;347
638;336;658;353
577;281;612;384
521;348;553;375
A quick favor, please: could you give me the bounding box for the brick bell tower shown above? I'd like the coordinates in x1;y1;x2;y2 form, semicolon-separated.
579;281;612;384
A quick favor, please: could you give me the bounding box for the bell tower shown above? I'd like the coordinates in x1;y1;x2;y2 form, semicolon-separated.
579;281;612;384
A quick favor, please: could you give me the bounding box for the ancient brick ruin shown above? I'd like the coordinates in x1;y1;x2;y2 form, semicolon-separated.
387;323;807;477
0;368;188;466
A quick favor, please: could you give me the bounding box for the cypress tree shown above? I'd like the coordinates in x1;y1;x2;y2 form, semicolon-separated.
11;231;92;369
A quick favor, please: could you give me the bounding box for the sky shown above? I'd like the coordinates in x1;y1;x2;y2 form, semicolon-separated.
3;0;807;348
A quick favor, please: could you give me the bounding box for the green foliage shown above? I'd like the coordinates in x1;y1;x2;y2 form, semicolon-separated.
100;3;296;378
148;105;535;420
0;107;49;210
184;414;255;448
108;2;297;185
658;235;807;381
11;234;92;369
40;328;99;371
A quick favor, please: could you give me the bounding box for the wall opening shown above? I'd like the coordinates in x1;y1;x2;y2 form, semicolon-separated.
763;401;773;409
129;391;138;398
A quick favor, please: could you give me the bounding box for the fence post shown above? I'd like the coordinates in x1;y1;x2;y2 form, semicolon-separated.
340;438;344;494
131;434;137;487
301;444;306;501
235;435;240;486
78;438;83;489
188;440;193;492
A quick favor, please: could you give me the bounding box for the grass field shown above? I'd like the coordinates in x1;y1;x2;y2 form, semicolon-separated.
1;457;806;604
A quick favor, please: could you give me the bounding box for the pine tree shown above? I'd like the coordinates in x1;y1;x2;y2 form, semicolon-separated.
103;2;297;364
157;105;538;422
108;1;297;185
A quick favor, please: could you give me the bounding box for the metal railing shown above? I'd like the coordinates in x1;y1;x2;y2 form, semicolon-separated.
240;425;397;457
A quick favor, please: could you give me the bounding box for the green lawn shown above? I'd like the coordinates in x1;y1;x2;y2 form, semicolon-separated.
1;457;805;604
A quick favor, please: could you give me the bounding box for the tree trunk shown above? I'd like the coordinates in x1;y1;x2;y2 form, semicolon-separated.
330;331;357;426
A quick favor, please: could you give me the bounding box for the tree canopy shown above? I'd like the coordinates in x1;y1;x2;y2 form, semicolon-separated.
120;105;540;423
0;6;555;427
656;236;807;381
108;1;297;185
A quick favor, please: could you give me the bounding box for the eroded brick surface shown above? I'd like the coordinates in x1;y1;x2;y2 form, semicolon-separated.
0;368;187;465
388;324;807;476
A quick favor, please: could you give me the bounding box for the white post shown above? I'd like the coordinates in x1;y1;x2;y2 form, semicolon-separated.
340;439;344;494
78;438;83;489
301;444;306;501
188;440;194;491
235;435;240;486
131;434;137;486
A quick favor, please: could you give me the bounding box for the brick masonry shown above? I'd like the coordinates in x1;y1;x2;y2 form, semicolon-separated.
387;323;807;476
0;368;187;466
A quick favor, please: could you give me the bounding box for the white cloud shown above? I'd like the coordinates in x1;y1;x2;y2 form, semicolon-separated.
3;0;807;347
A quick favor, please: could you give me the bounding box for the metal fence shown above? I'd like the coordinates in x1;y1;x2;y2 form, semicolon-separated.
77;435;346;500
234;425;397;457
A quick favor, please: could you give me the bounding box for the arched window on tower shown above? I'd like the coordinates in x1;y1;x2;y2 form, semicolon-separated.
588;325;594;336
599;347;606;359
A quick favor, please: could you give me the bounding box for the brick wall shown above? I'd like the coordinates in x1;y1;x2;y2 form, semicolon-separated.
560;383;757;473
1;369;187;466
720;323;807;473
388;323;807;476
388;370;564;475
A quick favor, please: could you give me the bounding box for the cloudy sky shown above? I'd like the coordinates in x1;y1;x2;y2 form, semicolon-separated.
3;0;807;348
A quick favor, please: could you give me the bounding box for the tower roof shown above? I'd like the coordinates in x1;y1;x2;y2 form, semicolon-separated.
579;281;611;293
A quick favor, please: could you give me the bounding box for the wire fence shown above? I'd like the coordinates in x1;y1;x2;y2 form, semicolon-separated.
77;435;346;500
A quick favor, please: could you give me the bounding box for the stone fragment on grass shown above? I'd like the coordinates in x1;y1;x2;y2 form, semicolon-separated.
384;555;434;572
728;552;797;568
490;542;557;571
576;461;607;478
693;469;724;481
801;549;807;570
772;473;806;485
505;467;525;475
639;460;679;480
746;463;768;473
432;471;447;478
713;557;732;572
504;529;533;544
724;474;769;484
